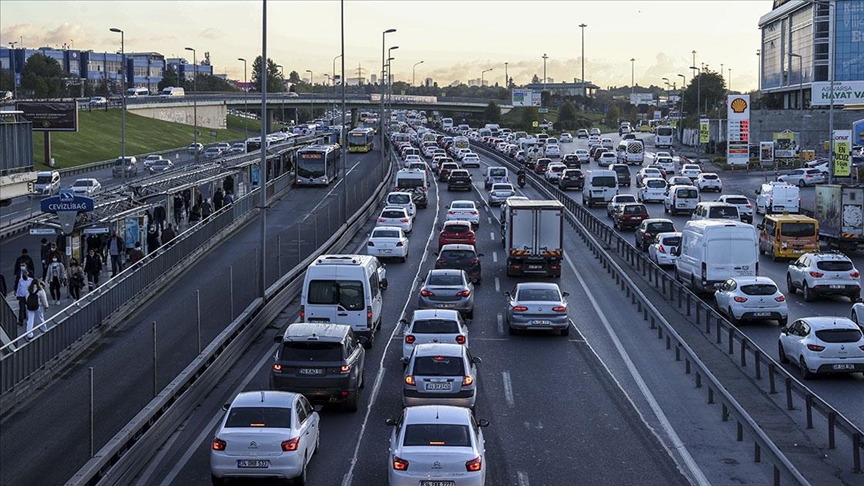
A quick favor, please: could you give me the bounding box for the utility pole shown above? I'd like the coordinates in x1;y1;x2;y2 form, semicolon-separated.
381;28;396;161
579;24;587;84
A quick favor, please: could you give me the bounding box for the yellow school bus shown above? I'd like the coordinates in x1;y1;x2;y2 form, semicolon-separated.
757;214;819;260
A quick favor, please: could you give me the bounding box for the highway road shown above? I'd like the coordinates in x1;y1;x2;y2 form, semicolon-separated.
130;139;789;485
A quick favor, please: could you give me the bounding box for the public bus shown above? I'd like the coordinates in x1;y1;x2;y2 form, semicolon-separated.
296;144;340;186
348;128;375;153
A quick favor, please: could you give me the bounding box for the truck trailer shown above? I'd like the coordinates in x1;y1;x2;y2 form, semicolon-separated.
814;185;864;251
501;199;565;277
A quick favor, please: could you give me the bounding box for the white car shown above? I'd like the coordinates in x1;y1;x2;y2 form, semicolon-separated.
403;154;423;167
559;133;573;143
229;142;246;154
367;226;409;261
696;173;723;192
210;391;319;484
717;195;754;223
70;178;102;196
545;162;568;182
574;149;591;164
655;156;675;175
462;153;481;168
779;317;864;379
143;154;164;167
607;194;638;218
637;178;668;203
588;134;601;146
648;232;682;267
216;142;232;152
386;405;489;486
544;144;562;159
787;251;861;302
400;309;468;361
680;164;702;181
377;206;413;234
446;200;481;228
635;167;663;187
778;168;827;187
203;147;223;159
715;276;788;326
655;151;673;160
598;151;617;166
489;183;516;206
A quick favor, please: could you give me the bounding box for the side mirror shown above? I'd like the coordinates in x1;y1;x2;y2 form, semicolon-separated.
313;404;323;413
385;418;398;427
222;403;231;411
562;291;570;297
399;318;408;324
274;335;283;343
754;189;760;195
756;224;764;230
779;326;788;334
472;356;482;364
503;291;510;297
478;419;490;428
400;356;410;364
358;336;370;347
477;253;485;257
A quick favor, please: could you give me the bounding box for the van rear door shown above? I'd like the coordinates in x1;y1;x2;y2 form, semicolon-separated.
304;277;367;329
706;236;757;284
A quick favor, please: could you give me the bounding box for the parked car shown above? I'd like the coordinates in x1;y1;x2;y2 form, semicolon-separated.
715;276;788;326
89;96;107;106
779;317;864;379
504;282;570;336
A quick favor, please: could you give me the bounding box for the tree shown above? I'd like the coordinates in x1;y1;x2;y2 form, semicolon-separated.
518;107;538;131
195;73;239;92
682;71;726;117
20;53;67;98
607;104;621;123
288;70;301;83
251;56;285;92
483;100;501;124
558;102;577;123
0;69;13;93
158;65;180;91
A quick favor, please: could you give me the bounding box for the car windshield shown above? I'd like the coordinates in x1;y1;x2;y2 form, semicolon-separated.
36;175;53;183
816;260;854;271
708;207;738;218
451;203;473;210
412;319;460;334
443;224;470;234
490;168;506;177
306;279;364;310
282;342;344;361
382;210;405;218
648;222;675;233
779;223;816;237
616;196;637;203
624;205;646;214
373;229;401;238
647;180;666;188
428;273;464;286
403;424;471;447
413;356;465;376
815;328;863;343
660;236;681;246
516;288;560;301
677;189;699;198
225;407;291;428
440;250;474;260
492;184;513;191
740;284;778;295
388;194;411;204
724;197;749;205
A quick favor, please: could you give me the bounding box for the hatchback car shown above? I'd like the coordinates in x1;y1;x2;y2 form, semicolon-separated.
786;252;861;301
377;207;413;234
435;244;483;285
488;183;516;206
402;343;480;409
778;168;826;187
637;178;668;203
635;218;676;251
680;164;702;181
648;232;682;267
655;156;675;175
148;159;175;174
574;149;591;164
696;173;723;192
612;203;649;231
210;391;319;486
70;178;102;196
577;129;589;139
667;175;693;187
447;170;473;191
400;309;468;361
598;151;617;166
635;167;663;187
386;405;489;486
779;317;864;379
715;277;788;326
606;194;637;218
438;220;476;250
204;147;223;159
446;201;480;228
544;163;567;183
462;153;481;168
418;269;475;318
559;169;585;191
559;133;573;143
504;282;570;335
367;226;409;262
533;158;551;175
188;142;204;155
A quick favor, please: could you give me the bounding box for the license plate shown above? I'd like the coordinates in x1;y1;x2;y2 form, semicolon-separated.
426;382;452;391
298;368;324;375
307;318;329;323
532;319;552;325
421;481;455;486
830;285;845;289
436;303;455;308
383;249;392;253
833;364;856;370
752;312;770;317
237;460;269;468
528;265;542;270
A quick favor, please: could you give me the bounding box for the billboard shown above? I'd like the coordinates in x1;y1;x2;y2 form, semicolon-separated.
772;131;798;158
726;94;750;166
699;119;710;144
511;89;540;107
834;130;852;177
835;0;864;83
760;142;775;164
629;93;654;106
16;101;79;132
810;81;864;106
854;118;864;146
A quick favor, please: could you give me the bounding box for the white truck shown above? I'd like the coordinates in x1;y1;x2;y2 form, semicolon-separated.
501;199;565;277
814;185;864;251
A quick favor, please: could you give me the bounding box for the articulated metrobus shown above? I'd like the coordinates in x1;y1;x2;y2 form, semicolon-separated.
296;144;340;186
348;128;375;153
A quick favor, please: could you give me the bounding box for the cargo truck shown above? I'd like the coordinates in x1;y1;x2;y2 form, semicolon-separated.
501;199;564;277
814;185;864;251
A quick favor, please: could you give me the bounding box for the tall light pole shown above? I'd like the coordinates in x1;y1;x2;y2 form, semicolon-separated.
276;64;285;125
110;28;126;179
579;23;587;84
826;0;836;184
481;68;493;87
728;68;733;92
756;49;761;91
258;0;268;298
630;58;635;94
305;69;313;119
504;62;509;90
542;53;548;93
332;54;342;117
381;28;396;157
238;57;248;140
340;0;347;221
677;73;686;140
387;46;398;122
185;46;198;149
690;50;700;118
662;77;669;106
412;60;424;87
790;53;804;146
8;41;17;100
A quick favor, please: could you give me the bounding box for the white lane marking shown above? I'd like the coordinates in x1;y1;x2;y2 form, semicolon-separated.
517;470;530;486
502;371;515;408
302;156;366;222
490;231;495;240
497;313;504;335
494;277;500;292
154;342;279;486
564;252;710;486
492;251;498;263
342;169;442;486
488;216;492;225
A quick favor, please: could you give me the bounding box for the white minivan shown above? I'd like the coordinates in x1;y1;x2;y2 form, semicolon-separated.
664;185;700;215
300;255;387;347
385;191;417;219
755;181;800;214
674;220;758;292
581;170;618;207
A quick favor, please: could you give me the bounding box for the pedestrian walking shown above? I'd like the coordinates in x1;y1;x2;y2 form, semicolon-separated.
182;189;192;219
154;205;167;232
86;233;103;256
84;248;103;291
213;187;225;212
161;224;177;245
39;238;52;278
201;198;213;220
106;230;125;276
189;204;202;223
173;194;184;224
46;257;67;305
223;174;234;195
146;226;161;254
24;279;49;340
15;270;33;326
128;242;145;264
0;273;7;297
68;259;85;301
224;190;234;206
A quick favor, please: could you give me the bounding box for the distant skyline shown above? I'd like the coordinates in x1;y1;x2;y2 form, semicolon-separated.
1;1;769;92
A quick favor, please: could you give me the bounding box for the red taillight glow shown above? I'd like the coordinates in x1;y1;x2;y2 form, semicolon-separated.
448;211;455;215
420;289;435;297
212;438;226;451
852;271;861;279
456;335;466;344
775;295;786;302
466;456;482;472
552;306;567;312
393;455;409;471
806;344;825;352
299;305;305;319
404;375;415;386
405;335;416;344
462;375;474;386
513;305;528;312
396;241;404;247
733;296;748;303
658;245;666;253
456;290;471;297
401;218;410;223
281;437;299;452
377;218;386;222
809;271;824;278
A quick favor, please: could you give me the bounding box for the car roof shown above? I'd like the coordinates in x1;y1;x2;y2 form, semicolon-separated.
282;322;351;342
373;226;404;233
656;231;682;239
442;220;471;227
515;282;561;291
804;251;852;261
799;317;859;331
726;276;776;285
412;309;461;321
412;342;467;357
440;244;476;252
403;405;472;424
231;390;296;409
428;268;467;277
382;206;408;212
644;218;675;224
451;200;475;206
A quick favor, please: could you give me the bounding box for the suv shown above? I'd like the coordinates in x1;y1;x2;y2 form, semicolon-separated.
612;203;649;231
786;252;861;302
270;323;367;411
447;169;472;191
635;218;676;251
435;244;483;284
439;162;459;181
112;156;138;177
609;164;631;187
559;169;585;191
691;202;739;222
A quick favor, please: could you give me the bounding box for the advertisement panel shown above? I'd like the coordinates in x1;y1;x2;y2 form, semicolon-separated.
834;130;852;177
726;95;750;166
760;141;775;164
512;89;541;107
629;93;654;106
854;119;864;146
834;0;864;83
699;119;710;144
810;81;864;106
16;101;79;132
772;130;799;158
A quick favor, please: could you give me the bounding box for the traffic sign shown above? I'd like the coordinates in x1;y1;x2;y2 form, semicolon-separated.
29;228;57;235
538;108;549;114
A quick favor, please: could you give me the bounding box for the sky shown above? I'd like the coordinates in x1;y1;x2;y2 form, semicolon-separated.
1;1;770;92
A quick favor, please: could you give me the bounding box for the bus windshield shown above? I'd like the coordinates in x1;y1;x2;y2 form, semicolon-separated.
297;153;325;178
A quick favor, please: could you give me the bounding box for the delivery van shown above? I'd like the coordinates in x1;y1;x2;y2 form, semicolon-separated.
755;182;800;214
757;214;819;261
674;220;759;292
581;170;618;207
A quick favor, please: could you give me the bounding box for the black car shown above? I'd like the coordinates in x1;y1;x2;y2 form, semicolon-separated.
435;244;483;284
562;154;581;168
558;169;585;191
447;170;473;191
270;323;367;412
634;219;676;251
609;164;631;187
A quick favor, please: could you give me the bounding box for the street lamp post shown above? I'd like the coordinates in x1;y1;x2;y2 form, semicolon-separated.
110;28;126;180
542;53;548;94
481;68;493;87
504;62;509;90
790;53;804;142
8;41;17;100
690;50;700;118
630;58;635;94
276;64;286;126
826;0;836;184
305;69;313;119
381;28;396;158
332;54;342;117
387;46;398;122
579;24;587;84
184;46;198;151
238;58;248;140
662;77;669;106
677;73;686;141
412;60;424;87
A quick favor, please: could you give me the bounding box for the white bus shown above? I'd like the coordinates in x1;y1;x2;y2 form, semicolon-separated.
296;144;340;186
655;125;674;148
441;117;454;131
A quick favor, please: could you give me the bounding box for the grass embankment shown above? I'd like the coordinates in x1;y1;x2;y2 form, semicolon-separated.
33;110;240;168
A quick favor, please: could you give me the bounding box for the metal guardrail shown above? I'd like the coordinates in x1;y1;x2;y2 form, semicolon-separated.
67;142;394;486
474;143;811;485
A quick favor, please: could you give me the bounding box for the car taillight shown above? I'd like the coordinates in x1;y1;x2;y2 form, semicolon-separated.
299;305;305;319
212;438;226;451
733;296;748;303
448;211;455;215
456;290;471;297
644;233;651;240
393;455;409;471
513;305;528;312
340;364;351;373
466;456;482;472
396;241;404;247
470;211;478;215
405;335;416;344
462;375;474;386
404;375;415;386
859;345;864;352
367;306;373;329
701;262;707;282
746;204;752;208
420;289;435;297
852;271;861;279
809;271;824;278
551;306;567;312
806;344;825;352
456;335;466;344
775;295;786;302
377;218;387;222
657;244;666;253
281;437;300;452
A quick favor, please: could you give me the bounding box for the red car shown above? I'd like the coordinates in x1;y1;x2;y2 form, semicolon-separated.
612;203;649;231
438;220;476;250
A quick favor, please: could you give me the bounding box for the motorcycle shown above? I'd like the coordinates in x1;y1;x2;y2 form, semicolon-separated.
517;174;526;188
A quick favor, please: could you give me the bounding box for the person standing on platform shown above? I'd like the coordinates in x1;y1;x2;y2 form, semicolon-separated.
106;230;125;276
161;224;177;246
24;279;49;340
15;270;33;326
14;248;35;289
147;226;161;254
46;257;67;305
68;259;85;301
84;248;103;291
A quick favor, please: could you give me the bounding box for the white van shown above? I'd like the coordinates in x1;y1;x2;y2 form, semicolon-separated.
160;86;185;97
385;191;417;218
582;170;618;207
395;169;428;192
32;171;61;197
126;87;149;97
755;182;800;214
301;255;386;347
674;220;758;292
616;140;644;165
664;185;700;215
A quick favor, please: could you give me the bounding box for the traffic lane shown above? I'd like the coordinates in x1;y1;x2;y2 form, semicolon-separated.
0;150;384;486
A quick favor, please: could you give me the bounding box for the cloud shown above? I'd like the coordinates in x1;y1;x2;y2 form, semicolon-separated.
1;22;93;50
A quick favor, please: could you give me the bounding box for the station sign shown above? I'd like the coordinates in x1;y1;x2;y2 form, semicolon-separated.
726;95;750;166
29;228;57;235
41;189;94;213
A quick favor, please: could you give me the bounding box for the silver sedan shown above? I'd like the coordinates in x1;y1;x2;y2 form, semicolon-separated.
505;282;570;335
417;269;475;319
488;183;516;206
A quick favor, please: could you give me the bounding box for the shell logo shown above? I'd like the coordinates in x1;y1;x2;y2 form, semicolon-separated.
730;97;748;114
